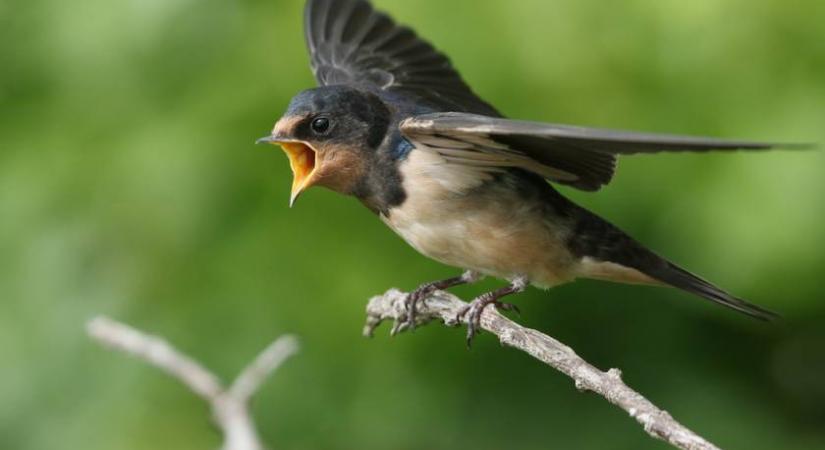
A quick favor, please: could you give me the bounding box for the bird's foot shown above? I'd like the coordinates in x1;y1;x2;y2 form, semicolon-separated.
454;277;528;347
455;296;520;347
395;289;429;335
399;271;482;334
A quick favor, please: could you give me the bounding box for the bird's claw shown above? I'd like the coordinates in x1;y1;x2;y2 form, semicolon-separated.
390;319;411;336
399;290;427;332
455;298;520;348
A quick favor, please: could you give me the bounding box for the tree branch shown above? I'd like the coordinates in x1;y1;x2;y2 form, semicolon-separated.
87;316;299;450
364;289;721;450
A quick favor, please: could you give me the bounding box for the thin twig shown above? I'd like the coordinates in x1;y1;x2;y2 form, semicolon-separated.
364;289;721;450
229;338;301;404
87;316;299;450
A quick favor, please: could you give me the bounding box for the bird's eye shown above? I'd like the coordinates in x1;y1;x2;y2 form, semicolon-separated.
311;117;331;135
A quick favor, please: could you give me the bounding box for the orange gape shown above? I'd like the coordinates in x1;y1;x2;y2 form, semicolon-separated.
279;142;317;204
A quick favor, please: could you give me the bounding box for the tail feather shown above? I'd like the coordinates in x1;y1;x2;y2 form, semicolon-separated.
567;208;779;321
645;262;779;321
584;251;780;320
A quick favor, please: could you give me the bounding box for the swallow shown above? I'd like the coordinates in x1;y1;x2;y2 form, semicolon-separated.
259;0;797;344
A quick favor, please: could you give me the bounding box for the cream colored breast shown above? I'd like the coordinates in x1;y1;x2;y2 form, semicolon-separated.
381;149;578;287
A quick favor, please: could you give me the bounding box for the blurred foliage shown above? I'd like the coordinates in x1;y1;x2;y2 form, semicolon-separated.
1;0;824;449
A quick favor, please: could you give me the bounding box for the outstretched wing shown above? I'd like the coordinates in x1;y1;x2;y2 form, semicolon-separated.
304;0;498;115
402;112;782;191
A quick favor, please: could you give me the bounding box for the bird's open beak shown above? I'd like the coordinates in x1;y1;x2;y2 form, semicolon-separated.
257;135;319;207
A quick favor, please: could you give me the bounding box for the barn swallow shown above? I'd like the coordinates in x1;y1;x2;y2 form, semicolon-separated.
259;0;796;344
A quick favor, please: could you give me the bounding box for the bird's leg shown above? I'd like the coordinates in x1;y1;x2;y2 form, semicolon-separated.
457;277;528;347
403;270;482;329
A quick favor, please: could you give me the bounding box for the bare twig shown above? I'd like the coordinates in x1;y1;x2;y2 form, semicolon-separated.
364;289;721;450
87;316;299;450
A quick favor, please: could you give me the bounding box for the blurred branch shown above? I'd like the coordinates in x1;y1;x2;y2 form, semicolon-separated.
87;316;299;450
364;289;720;450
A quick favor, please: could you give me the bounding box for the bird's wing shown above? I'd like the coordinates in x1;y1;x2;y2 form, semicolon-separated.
303;0;498;115
401;112;781;191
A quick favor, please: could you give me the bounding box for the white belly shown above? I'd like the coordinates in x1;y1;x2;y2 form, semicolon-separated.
381;150;578;287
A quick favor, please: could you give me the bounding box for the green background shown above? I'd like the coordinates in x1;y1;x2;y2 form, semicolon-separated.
2;0;824;448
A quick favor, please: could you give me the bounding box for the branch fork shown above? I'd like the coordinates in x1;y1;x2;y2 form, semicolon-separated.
85;288;722;450
87;316;299;450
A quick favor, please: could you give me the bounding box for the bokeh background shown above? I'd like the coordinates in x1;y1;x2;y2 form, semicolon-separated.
2;0;824;448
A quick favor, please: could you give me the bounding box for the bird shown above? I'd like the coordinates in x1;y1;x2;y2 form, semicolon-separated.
258;0;792;344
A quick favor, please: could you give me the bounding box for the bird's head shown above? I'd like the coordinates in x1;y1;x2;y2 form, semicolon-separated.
258;85;391;207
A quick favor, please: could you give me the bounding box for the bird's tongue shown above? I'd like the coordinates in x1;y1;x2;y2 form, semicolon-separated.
279;142;317;206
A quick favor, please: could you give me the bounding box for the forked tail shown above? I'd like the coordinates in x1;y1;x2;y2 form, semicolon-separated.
643;260;778;321
569;209;779;321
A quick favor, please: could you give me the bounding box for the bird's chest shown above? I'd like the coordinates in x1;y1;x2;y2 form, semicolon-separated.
380;150;576;285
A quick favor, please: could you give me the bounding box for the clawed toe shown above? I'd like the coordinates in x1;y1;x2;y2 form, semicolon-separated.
401;291;423;330
401;276;527;346
402;272;482;332
455;298;520;348
496;301;520;315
